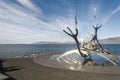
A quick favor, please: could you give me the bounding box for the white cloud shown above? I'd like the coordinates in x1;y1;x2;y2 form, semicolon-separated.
0;0;77;44
16;0;43;15
102;5;120;24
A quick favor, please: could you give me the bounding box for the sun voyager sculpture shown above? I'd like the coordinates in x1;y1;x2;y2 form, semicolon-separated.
51;9;119;70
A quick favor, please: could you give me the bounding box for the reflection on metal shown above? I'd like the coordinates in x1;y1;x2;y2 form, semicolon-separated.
56;10;118;67
97;52;118;65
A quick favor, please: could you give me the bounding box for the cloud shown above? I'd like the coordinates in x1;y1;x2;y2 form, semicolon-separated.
16;0;43;15
102;5;120;24
0;0;77;44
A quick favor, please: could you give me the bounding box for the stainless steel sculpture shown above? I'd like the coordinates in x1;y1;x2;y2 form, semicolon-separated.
57;12;118;66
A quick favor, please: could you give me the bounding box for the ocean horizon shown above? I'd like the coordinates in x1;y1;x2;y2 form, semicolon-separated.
0;44;120;58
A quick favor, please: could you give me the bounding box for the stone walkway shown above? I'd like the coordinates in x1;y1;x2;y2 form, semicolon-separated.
0;73;8;80
33;54;120;74
2;56;120;80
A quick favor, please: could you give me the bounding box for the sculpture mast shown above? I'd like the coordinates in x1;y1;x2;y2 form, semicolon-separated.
63;12;87;59
93;8;104;51
93;8;97;27
75;12;77;29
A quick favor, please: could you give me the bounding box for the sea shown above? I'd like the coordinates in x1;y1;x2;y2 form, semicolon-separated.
0;44;120;58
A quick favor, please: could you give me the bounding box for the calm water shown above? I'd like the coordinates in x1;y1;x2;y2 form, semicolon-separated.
0;44;120;58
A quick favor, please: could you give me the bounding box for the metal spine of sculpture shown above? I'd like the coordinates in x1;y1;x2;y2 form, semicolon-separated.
92;8;104;51
63;13;87;60
88;8;114;54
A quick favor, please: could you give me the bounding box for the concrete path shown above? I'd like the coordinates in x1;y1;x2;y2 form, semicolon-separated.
0;73;9;80
33;54;120;74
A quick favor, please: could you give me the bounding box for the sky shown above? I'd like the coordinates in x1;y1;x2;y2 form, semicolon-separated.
0;0;120;44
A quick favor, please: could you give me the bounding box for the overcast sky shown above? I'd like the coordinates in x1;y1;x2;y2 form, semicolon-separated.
0;0;120;44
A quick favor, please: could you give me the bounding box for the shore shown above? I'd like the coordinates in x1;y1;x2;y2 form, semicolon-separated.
1;54;120;80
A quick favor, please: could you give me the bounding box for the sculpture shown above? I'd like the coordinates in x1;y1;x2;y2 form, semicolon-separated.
57;12;118;66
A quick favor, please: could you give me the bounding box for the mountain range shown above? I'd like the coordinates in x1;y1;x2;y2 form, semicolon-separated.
99;37;120;44
34;37;120;44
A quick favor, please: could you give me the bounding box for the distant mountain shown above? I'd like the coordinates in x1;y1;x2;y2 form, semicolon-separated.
33;41;62;44
99;37;120;44
33;41;75;44
33;37;120;44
